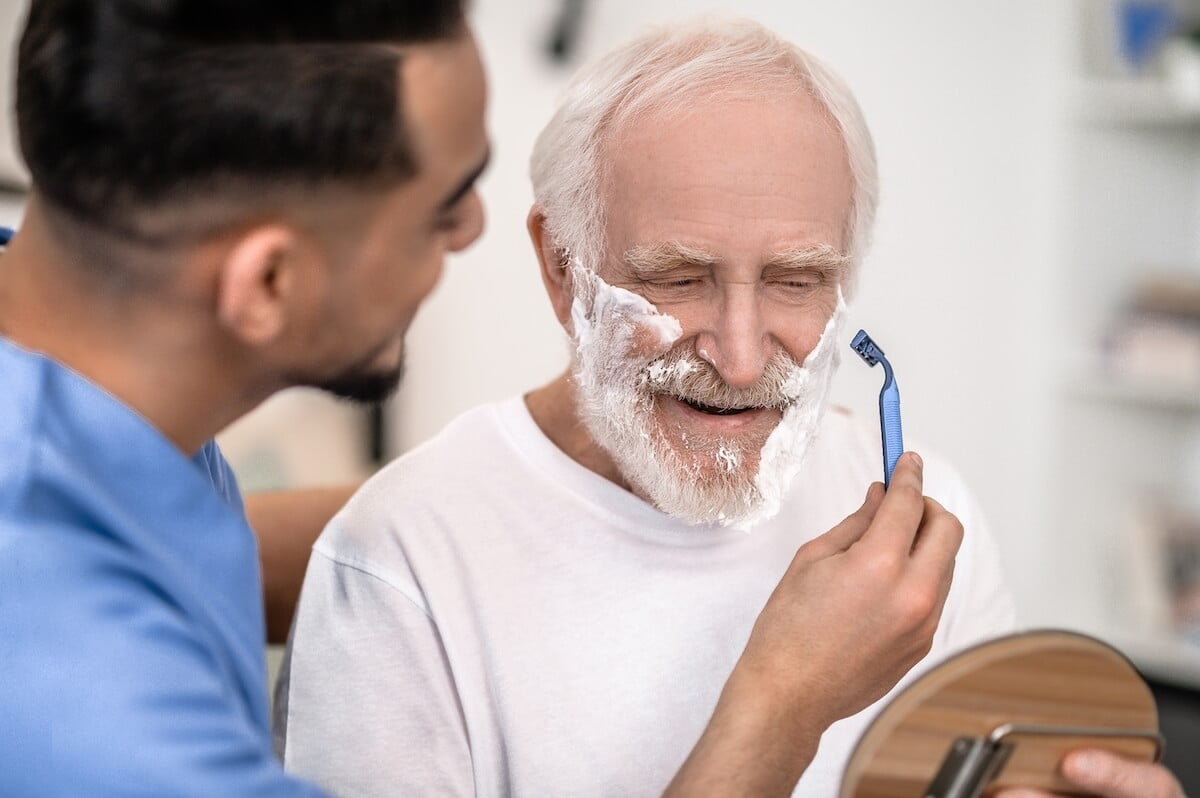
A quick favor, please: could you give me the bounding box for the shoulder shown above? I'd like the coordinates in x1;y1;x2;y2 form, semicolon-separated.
811;406;880;469
347;399;512;512
814;406;975;513
0;340;46;507
312;400;518;571
196;440;245;513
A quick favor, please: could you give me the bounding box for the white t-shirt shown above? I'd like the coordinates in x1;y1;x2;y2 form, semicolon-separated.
275;397;1015;797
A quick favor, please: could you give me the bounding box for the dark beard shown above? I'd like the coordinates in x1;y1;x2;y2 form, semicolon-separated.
314;362;405;404
289;339;406;404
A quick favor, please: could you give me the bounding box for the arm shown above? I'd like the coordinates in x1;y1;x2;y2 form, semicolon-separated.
664;663;825;796
0;550;327;798
666;453;964;796
244;485;357;644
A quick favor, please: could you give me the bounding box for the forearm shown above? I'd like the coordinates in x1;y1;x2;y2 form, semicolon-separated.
245;485;358;644
664;661;824;797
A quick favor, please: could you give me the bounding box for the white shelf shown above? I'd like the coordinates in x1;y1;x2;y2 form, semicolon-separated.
1109;632;1200;690
1074;80;1200;127
1068;374;1200;413
0;190;24;228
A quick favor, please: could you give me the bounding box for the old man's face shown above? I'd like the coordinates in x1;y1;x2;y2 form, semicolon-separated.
570;88;854;527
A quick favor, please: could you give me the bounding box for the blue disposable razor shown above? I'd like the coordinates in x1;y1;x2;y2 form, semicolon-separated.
850;330;904;487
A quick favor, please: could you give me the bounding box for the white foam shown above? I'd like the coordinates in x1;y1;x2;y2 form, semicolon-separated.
736;288;846;531
570;259;681;353
716;444;741;474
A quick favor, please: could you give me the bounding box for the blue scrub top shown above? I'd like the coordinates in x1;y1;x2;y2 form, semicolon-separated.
0;337;326;797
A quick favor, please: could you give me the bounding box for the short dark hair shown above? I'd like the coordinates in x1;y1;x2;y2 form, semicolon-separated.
16;0;467;238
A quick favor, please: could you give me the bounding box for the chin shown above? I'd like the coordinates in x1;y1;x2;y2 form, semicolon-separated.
641;472;768;528
608;431;765;528
318;370;404;404
297;354;407;405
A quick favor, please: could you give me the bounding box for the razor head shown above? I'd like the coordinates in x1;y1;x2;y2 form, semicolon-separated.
850;329;884;367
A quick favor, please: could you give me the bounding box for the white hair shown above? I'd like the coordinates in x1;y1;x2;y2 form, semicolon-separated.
529;17;879;291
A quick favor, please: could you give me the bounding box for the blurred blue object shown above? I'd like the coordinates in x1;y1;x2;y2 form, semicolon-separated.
1118;0;1180;71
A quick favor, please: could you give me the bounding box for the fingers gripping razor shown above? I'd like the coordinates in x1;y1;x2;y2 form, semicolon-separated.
850;330;904;487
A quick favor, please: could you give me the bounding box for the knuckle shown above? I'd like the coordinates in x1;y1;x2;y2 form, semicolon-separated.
896;483;924;505
898;585;937;623
859;551;901;582
792;540;820;564
928;509;965;545
946;515;965;545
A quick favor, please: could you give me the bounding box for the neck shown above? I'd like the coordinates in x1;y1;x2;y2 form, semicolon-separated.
524;371;633;492
0;200;272;454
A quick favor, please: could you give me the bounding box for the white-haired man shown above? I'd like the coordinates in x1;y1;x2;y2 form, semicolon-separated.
275;19;1184;798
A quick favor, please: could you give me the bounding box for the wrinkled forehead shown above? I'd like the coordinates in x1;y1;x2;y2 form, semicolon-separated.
597;90;854;275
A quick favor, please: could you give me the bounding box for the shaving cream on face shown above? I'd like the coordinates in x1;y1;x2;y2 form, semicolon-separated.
738;290;845;530
569;256;844;530
570;259;681;352
569;256;683;450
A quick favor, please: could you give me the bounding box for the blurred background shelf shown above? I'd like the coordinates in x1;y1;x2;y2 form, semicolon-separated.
1074;79;1200;125
1069;374;1200;412
1052;12;1200;760
1111;631;1200;791
1114;632;1200;688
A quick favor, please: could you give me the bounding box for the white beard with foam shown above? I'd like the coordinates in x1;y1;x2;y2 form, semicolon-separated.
568;258;845;530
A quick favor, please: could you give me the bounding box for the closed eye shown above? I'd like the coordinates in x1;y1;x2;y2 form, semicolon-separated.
767;269;825;288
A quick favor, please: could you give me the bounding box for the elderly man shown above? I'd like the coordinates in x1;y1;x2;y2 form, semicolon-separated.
276;18;1185;798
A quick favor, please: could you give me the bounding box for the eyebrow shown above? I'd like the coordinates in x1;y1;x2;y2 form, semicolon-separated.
623;241;851;274
437;148;491;213
623;241;719;274
764;244;852;274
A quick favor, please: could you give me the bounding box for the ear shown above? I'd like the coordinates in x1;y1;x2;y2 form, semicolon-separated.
526;205;574;327
215;225;301;347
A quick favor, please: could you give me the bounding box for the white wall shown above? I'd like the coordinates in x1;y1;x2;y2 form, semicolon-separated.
0;0;26;187
395;0;1076;625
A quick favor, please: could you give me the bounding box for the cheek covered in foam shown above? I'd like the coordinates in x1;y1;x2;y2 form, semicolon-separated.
568;259;682;356
739;287;847;530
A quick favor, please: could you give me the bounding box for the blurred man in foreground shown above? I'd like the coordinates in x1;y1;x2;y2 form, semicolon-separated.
0;1;486;793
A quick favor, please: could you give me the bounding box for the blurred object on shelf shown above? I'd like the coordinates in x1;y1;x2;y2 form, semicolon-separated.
1100;270;1200;390
1161;27;1200;103
1116;0;1183;73
1125;499;1200;648
1082;0;1200;98
544;0;589;64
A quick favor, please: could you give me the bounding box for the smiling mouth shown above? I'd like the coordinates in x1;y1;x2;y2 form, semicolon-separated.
679;398;756;416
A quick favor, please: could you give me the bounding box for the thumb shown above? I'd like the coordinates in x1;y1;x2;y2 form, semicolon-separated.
797;482;884;560
1061;750;1183;798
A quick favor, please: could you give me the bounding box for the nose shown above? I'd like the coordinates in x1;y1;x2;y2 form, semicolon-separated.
447;191;485;253
693;285;774;389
